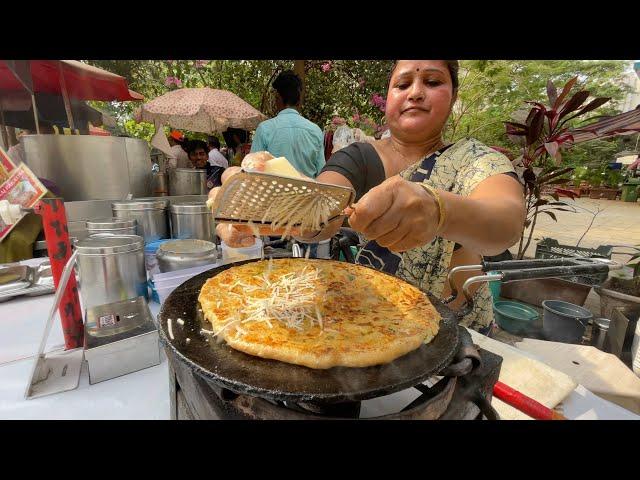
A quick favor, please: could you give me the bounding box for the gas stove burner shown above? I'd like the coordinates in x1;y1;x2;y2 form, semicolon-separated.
166;330;502;420
159;258;507;420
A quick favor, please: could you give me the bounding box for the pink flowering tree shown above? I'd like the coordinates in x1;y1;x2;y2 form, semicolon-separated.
164;76;183;89
307;60;393;132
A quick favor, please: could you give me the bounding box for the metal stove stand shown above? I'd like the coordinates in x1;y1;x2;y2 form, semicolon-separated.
167;329;502;420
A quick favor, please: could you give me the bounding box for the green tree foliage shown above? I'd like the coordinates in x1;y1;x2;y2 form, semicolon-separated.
449;60;631;146
86;60;632;167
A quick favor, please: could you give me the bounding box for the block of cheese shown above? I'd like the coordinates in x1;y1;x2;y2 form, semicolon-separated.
263;157;305;179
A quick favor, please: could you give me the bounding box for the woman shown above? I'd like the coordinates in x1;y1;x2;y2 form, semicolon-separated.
210;60;525;332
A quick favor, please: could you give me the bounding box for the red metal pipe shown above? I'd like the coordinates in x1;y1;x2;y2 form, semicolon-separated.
33;198;83;349
493;381;567;420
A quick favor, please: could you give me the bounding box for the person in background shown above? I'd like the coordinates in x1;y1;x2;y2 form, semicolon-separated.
6;130;29;166
167;130;190;168
232;133;250;167
186;140;224;190
5;126;61;196
207;136;229;169
6;126;54;166
222;128;251;167
250;71;325;178
628;154;640;178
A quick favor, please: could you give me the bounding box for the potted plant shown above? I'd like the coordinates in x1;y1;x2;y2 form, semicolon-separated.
499;77;613;307
590;169;622;199
588;169;604;189
503;76;611;260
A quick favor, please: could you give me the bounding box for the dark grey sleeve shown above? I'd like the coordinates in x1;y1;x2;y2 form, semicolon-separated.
321;143;385;202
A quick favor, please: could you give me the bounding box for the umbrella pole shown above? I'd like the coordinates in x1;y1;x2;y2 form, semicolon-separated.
0;100;9;149
58;61;75;132
30;94;40;135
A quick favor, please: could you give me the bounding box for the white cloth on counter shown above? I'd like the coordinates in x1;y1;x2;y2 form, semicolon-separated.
0;355;170;420
467;329;577;420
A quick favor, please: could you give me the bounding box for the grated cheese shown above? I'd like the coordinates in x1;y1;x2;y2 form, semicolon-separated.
260;191;333;240
237;265;325;333
168;318;174;340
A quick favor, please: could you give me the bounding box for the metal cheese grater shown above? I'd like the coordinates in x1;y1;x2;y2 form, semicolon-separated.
211;170;356;228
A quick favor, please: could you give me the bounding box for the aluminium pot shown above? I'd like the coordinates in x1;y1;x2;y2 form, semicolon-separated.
76;234;147;310
86;217;137;236
169;168;208;196
170;202;214;241
112;199;170;243
156;239;219;273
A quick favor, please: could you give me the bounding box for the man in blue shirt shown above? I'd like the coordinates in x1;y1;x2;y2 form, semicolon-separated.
250;71;325;178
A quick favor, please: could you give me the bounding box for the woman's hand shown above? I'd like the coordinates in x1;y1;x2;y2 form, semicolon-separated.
347;176;441;253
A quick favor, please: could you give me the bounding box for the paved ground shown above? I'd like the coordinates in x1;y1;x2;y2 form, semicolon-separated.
511;197;640;264
496;197;640;345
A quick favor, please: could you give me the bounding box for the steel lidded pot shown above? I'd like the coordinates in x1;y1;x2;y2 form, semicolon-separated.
170;202;214;241
86;217;137;236
156;239;218;273
112;199;170;243
75;234;147;311
169;168;208;196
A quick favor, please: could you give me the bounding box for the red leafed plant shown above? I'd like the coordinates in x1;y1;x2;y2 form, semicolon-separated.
503;76;611;259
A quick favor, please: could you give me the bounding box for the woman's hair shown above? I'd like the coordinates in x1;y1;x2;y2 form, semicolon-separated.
388;60;459;92
272;70;303;106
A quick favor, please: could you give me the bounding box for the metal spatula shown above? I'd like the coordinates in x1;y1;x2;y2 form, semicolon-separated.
211;170;355;229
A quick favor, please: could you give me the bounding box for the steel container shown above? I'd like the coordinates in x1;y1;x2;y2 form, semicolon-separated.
169;168;208;196
86;217;137;236
151;172;169;197
591;317;611;351
112;199;169;242
76;234;147;311
170;202;214;241
156;239;218;273
22;134;151;201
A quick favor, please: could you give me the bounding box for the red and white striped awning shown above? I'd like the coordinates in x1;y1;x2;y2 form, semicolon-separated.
568;107;640;144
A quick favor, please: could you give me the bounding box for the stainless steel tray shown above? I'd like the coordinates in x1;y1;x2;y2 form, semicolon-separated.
0;262;56;302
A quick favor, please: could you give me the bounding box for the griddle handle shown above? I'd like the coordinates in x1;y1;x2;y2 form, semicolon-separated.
440;328;482;377
482;258;579;271
500;264;609;282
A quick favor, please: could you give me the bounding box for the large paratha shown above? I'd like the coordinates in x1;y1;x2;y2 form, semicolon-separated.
198;259;441;369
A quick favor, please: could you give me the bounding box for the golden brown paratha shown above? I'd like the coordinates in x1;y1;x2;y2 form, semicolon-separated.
198;259;440;369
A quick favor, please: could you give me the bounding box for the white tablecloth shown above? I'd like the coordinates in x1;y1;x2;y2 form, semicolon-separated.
0;265;170;419
0;258;637;420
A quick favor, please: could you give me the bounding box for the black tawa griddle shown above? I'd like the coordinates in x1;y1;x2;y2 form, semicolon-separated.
158;259;459;404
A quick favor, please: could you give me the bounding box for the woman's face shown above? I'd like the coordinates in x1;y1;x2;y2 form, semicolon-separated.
385;60;456;143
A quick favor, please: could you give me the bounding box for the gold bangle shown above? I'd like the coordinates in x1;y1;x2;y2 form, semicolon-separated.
419;183;446;234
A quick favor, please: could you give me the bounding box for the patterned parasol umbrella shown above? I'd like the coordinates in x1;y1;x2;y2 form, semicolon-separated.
135;87;267;134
